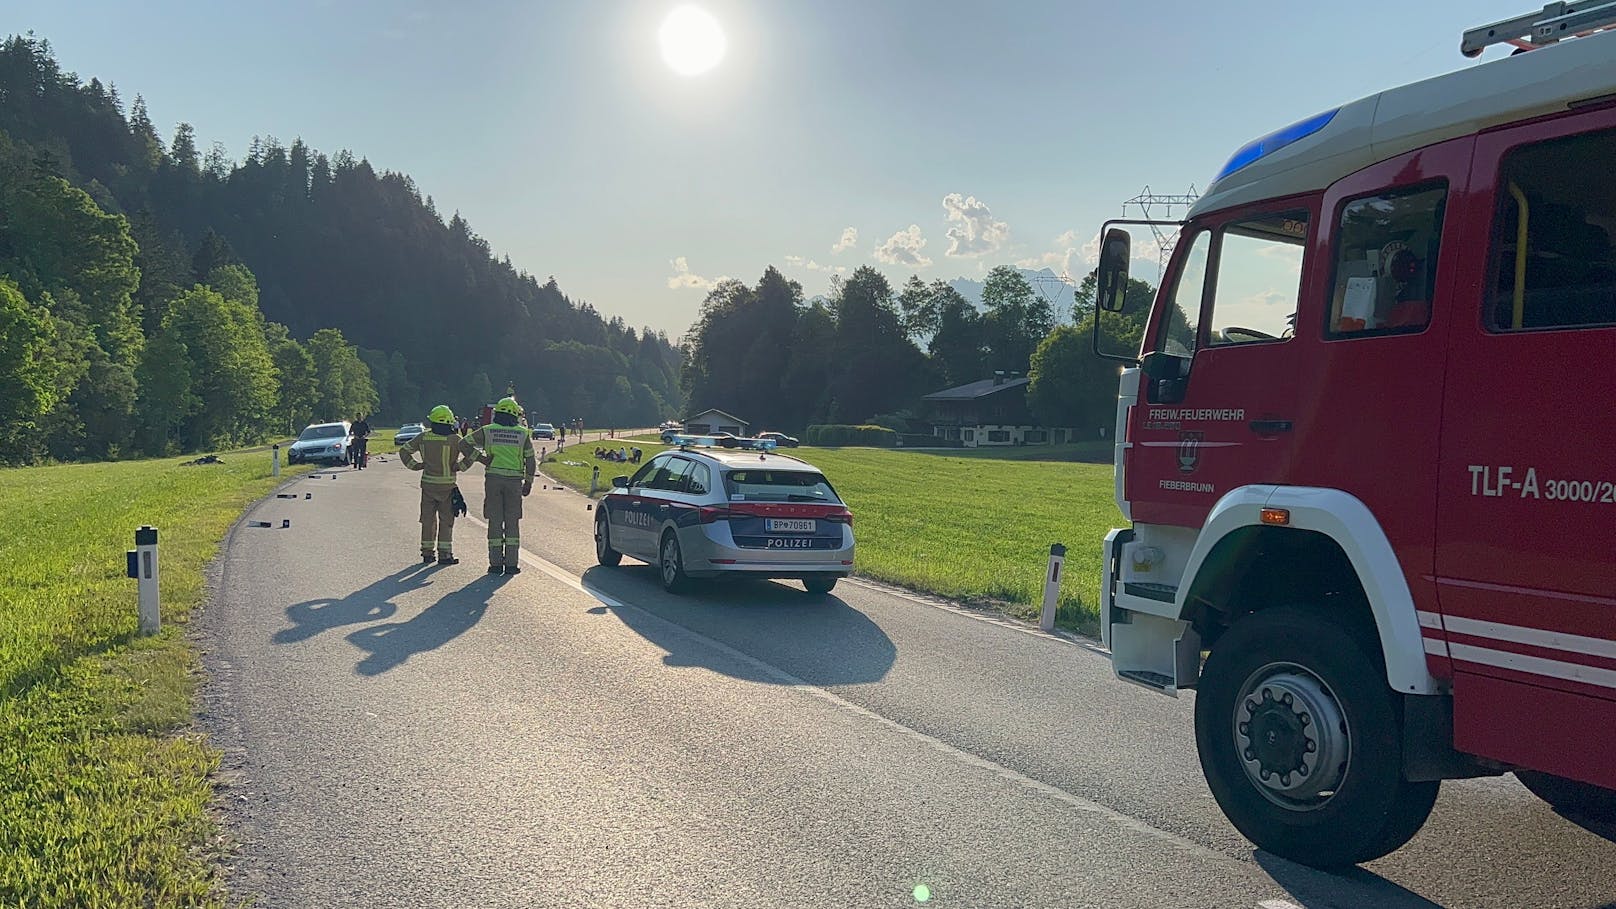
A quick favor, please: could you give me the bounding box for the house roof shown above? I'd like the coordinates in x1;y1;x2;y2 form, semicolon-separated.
686;408;749;425
922;377;1030;401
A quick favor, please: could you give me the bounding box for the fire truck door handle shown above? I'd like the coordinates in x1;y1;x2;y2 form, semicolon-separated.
1249;419;1293;434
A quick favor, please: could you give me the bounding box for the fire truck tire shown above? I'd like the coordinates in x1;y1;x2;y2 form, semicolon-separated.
1516;771;1616;820
1194;606;1440;868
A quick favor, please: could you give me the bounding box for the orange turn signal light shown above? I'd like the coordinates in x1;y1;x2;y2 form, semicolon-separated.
1260;508;1290;526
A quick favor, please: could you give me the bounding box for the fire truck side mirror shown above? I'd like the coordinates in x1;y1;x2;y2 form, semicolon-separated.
1097;228;1132;313
1139;351;1189;381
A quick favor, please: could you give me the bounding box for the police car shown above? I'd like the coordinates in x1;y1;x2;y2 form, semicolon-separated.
595;436;855;595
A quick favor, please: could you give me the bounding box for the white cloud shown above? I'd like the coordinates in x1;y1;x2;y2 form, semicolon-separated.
784;255;847;275
942;193;1010;257
873;224;933;268
831;227;858;255
1015;228;1170;281
667;256;724;291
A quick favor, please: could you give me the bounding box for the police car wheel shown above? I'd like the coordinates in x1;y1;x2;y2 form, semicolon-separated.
803;576;837;595
1516;771;1616;821
595;515;622;567
1194;605;1439;868
659;531;691;594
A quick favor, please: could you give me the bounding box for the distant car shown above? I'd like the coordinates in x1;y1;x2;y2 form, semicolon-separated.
757;431;800;448
532;422;556;440
595;447;854;595
289;421;352;465
394;422;425;445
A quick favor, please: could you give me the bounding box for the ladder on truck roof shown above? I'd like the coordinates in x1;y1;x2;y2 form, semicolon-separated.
1463;1;1616;57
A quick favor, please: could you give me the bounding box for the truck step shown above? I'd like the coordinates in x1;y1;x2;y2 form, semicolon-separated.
1123;581;1178;603
1118;669;1175;690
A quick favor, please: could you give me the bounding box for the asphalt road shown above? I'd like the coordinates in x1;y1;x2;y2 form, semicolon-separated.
199;456;1616;908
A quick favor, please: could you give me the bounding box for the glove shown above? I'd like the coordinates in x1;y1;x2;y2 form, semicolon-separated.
451;486;469;517
522;480;533;497
408;462;424;471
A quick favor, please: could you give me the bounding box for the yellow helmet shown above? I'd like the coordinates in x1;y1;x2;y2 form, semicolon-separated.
428;404;454;424
494;397;521;417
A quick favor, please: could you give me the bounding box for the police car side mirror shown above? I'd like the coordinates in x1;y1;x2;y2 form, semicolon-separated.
613;475;630;488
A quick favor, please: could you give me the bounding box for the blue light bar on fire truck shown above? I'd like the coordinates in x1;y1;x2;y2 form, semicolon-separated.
1213;107;1342;183
669;434;778;451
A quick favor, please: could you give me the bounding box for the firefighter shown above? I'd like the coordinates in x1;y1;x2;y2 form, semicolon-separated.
464;396;536;575
398;404;481;565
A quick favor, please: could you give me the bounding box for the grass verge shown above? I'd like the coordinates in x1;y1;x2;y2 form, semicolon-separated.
541;441;1121;633
0;449;307;907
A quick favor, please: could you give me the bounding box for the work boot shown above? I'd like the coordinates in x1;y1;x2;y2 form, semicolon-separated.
422;552;435;564
488;564;503;574
438;554;460;565
503;565;522;576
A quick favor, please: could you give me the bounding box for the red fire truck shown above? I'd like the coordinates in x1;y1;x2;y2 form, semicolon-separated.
1093;5;1616;868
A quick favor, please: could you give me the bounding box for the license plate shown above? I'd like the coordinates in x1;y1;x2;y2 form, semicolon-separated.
765;518;815;533
764;537;818;549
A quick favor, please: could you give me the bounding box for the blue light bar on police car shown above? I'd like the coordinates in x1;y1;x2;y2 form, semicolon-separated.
1213;107;1341;184
669;434;778;451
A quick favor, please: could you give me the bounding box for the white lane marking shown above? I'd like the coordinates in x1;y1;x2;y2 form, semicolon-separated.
463;512;1247;871
1448;642;1616;690
1258;901;1305;909
1443;614;1616;661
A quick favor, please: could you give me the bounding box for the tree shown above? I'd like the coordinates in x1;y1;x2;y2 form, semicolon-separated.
132;329;198;455
925;282;984;386
0;280;66;463
265;322;317;433
980;265;1053;375
190;228;238;282
1027;314;1143;438
165;286;279;447
307;327;378;420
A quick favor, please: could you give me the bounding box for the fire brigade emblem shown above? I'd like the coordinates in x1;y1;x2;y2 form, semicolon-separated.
1177;431;1204;474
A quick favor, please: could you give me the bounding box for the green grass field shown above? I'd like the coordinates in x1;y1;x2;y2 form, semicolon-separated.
0;449;306;907
542;441;1121;633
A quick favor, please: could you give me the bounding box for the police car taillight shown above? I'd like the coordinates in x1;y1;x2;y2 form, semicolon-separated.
699;505;731;523
823;508;854;527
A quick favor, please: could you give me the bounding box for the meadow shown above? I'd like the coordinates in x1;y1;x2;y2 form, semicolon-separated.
0;449;306;906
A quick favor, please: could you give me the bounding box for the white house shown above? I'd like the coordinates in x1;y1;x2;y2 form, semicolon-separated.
685;408;749;436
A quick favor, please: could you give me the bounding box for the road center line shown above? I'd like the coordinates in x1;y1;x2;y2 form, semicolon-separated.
463;513;1247;873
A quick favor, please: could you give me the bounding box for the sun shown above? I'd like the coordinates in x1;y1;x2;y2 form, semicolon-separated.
659;5;726;76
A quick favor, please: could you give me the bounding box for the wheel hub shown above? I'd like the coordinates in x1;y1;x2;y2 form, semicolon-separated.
1233;665;1349;809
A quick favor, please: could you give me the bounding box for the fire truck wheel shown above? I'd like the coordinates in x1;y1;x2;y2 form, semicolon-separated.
1516;771;1616;821
1194;606;1440;868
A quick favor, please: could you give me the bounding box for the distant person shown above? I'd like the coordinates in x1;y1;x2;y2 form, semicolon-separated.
463;397;536;575
630;447;642;464
398;405;481;565
349;414;371;469
617;446;628;462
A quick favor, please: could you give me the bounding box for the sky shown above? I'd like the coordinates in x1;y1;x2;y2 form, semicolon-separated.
14;0;1536;338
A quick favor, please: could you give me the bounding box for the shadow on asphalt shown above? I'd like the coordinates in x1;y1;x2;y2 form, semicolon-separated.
342;572;509;676
579;565;896;686
1255;851;1445;909
273;564;437;644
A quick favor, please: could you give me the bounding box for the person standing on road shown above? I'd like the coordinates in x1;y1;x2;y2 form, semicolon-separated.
463;396;536;575
398;405;481;565
349;414;372;470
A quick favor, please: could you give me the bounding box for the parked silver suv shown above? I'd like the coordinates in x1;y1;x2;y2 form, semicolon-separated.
595;445;854;595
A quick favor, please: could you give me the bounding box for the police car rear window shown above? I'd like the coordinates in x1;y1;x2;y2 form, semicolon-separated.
723;470;840;503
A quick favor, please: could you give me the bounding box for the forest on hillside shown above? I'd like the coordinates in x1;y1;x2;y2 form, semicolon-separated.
0;35;683;464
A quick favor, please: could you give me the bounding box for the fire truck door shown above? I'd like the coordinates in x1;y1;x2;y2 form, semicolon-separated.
1436;112;1616;789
